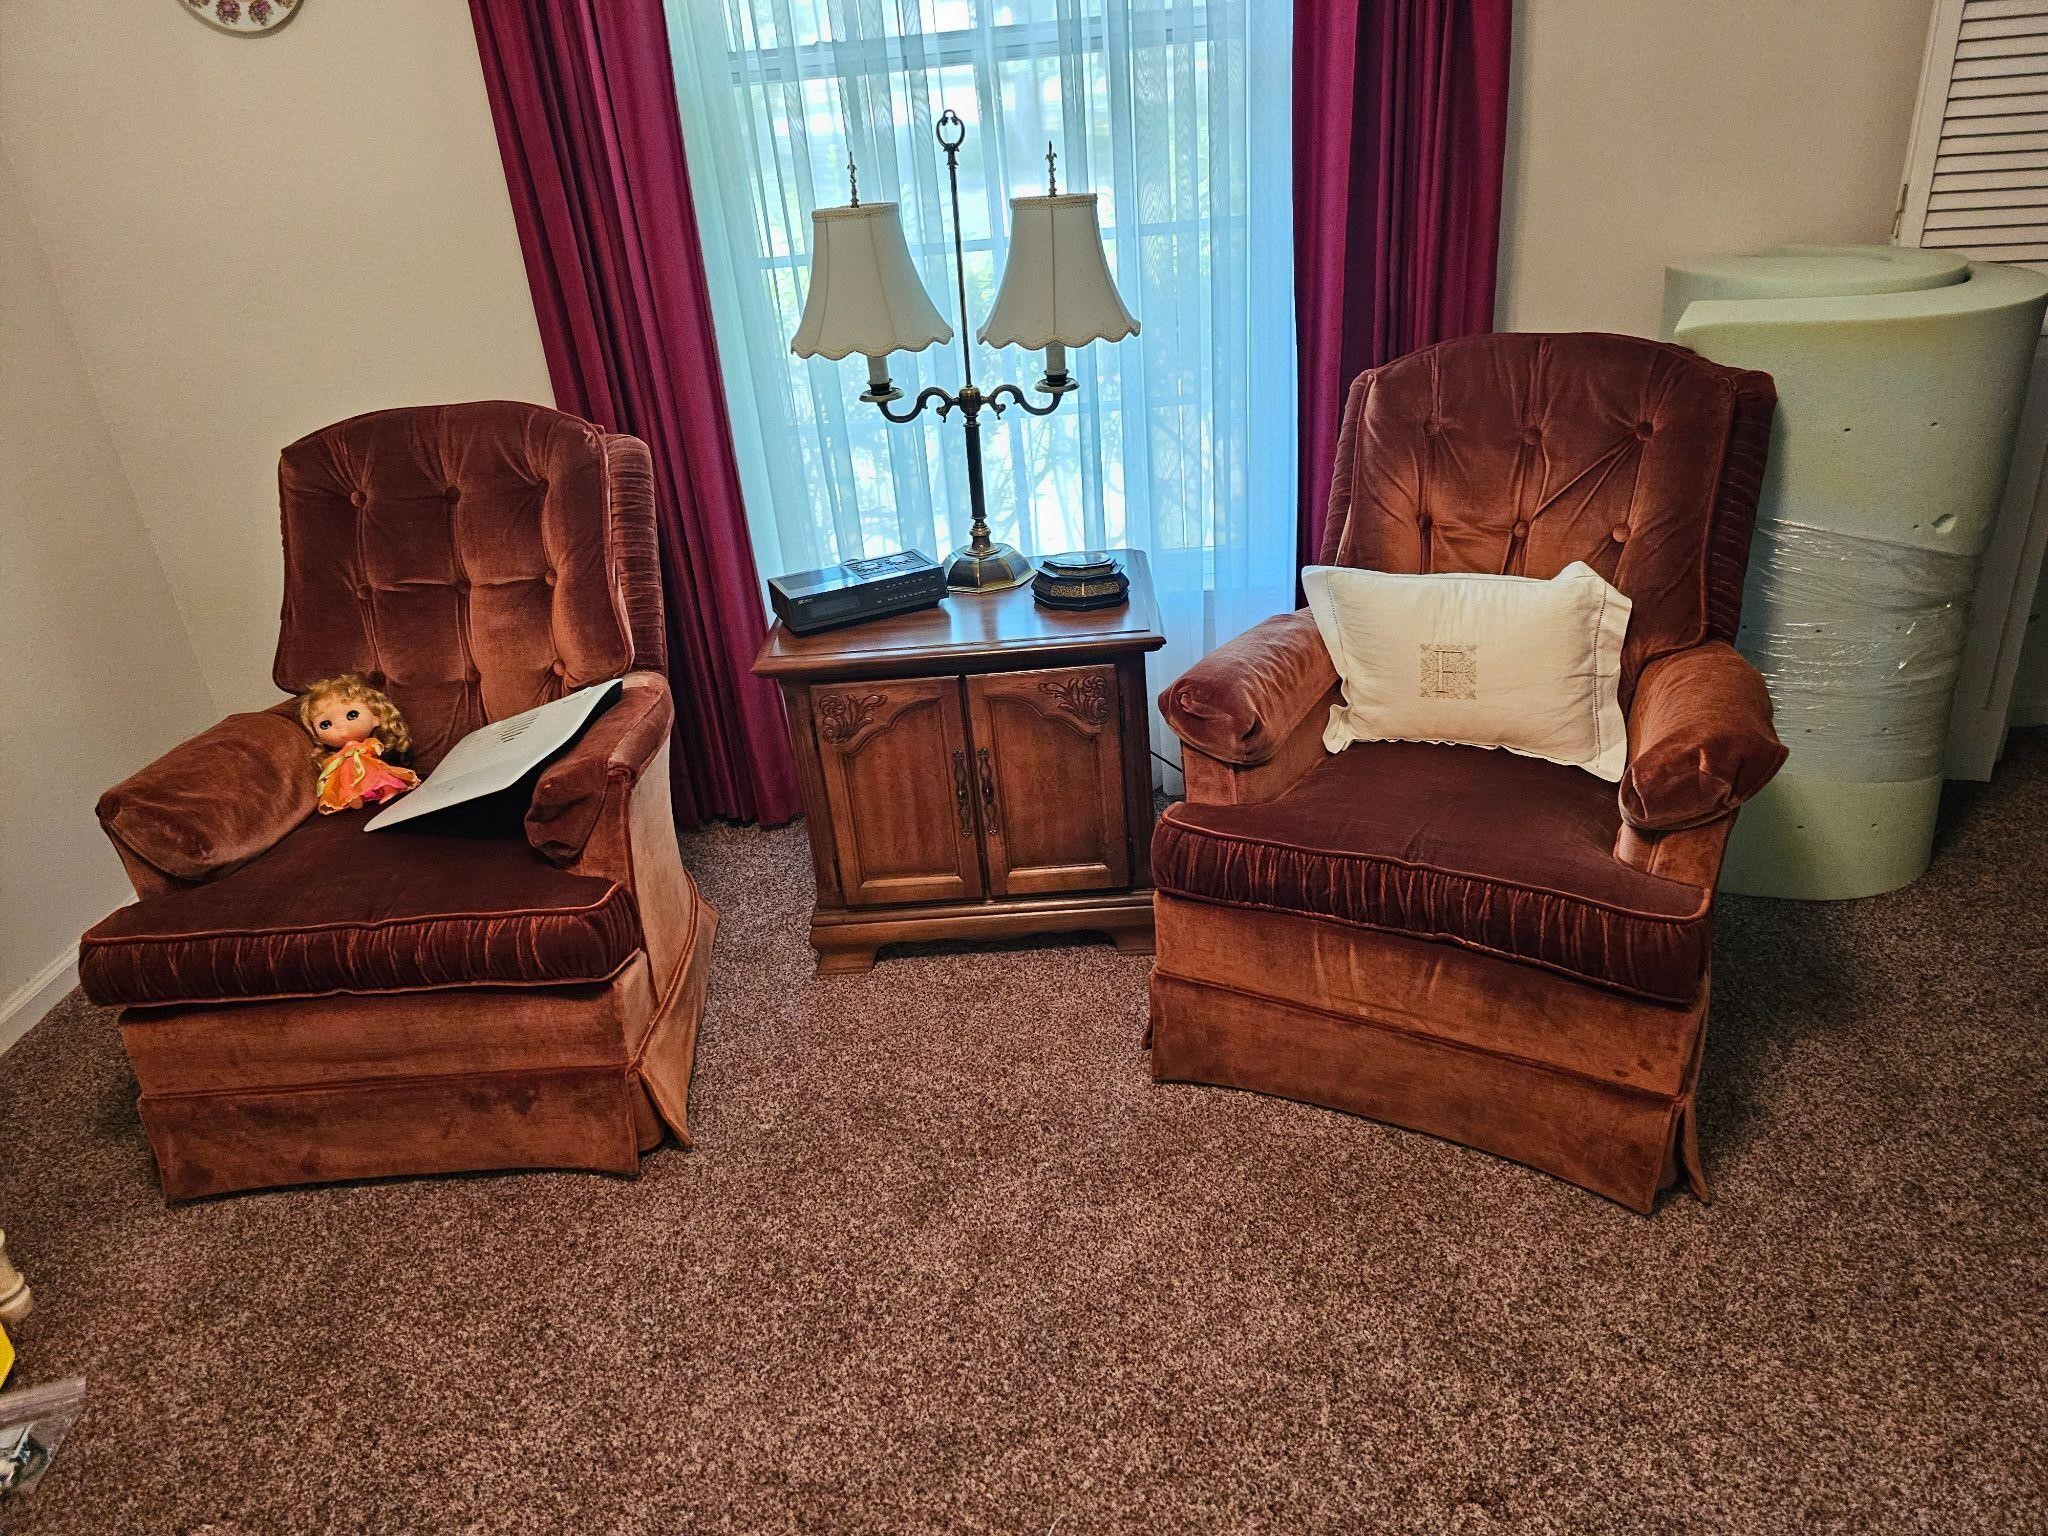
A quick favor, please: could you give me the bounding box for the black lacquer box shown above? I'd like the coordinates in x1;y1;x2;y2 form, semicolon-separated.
1031;550;1130;611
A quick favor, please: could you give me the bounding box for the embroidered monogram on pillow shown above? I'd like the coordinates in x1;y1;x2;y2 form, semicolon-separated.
1301;561;1632;781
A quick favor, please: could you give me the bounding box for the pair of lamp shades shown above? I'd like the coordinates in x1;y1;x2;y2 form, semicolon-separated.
789;181;1139;398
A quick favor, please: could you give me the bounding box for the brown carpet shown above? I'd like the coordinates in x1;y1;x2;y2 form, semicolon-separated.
3;737;2045;1535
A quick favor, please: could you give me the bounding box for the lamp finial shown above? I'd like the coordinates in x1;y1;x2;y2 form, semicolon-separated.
1046;141;1058;196
847;152;859;207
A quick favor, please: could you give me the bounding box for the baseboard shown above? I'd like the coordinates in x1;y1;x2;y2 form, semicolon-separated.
0;947;78;1057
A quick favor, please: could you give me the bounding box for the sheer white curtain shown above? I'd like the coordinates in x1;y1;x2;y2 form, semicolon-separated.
665;0;1297;780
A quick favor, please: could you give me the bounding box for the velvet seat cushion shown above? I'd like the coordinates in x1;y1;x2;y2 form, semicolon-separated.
1153;741;1713;1006
81;810;642;1009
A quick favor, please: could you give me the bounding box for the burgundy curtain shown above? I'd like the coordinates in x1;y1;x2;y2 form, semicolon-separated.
470;1;800;826
1295;0;1514;565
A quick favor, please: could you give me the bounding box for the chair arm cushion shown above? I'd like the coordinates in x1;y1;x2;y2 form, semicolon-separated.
96;705;317;883
1158;609;1338;767
525;673;675;864
1620;643;1788;832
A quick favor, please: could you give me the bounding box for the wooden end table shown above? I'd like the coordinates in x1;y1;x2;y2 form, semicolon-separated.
754;549;1167;974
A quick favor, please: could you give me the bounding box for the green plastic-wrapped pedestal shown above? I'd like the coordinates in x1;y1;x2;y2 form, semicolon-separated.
1664;245;2047;899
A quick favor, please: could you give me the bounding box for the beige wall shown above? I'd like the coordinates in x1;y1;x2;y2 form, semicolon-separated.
1497;0;1933;338
1495;1;2048;739
0;0;554;716
0;1;553;1043
0;148;216;1042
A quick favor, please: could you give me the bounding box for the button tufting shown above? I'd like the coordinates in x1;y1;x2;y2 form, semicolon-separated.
466;668;481;684
543;569;558;587
1512;520;1529;538
1521;428;1540;445
1611;525;1630;543
455;576;471;593
354;585;371;601
550;660;566;677
1634;420;1654;439
349;490;365;508
445;487;462;503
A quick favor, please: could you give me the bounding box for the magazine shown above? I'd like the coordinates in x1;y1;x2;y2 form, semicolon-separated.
364;678;623;832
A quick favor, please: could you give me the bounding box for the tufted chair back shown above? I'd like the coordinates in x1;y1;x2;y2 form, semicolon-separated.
273;401;665;770
1319;332;1774;701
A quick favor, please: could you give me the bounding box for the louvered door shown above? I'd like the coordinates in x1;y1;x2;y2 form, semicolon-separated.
1901;0;2048;777
1901;0;2048;267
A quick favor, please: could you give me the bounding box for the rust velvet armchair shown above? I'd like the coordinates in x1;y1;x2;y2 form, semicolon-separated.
78;402;716;1200
1149;333;1786;1212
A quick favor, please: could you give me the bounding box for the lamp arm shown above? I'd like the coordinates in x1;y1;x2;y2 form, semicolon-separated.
985;381;1065;419
874;385;960;424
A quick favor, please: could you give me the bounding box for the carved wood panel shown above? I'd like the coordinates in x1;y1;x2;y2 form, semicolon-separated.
965;664;1129;897
812;679;983;906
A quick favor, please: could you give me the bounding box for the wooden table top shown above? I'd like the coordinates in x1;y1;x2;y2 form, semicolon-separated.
753;548;1165;682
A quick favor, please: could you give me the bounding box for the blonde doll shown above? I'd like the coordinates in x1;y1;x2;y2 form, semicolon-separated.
297;673;419;814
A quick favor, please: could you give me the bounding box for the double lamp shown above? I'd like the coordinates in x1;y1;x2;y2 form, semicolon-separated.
790;111;1139;592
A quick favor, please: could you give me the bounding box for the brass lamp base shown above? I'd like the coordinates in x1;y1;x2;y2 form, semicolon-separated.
943;541;1034;593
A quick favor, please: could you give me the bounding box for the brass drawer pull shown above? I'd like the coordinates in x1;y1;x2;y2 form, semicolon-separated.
976;747;998;822
952;749;974;835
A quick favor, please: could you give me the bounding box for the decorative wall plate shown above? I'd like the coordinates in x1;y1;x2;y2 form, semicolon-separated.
180;0;301;35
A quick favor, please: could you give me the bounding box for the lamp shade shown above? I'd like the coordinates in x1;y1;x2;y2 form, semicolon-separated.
978;193;1139;350
790;202;953;361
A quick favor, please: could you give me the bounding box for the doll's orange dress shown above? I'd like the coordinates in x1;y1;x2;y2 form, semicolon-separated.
317;737;419;814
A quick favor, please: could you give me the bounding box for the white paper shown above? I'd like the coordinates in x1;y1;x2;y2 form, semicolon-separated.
364;678;624;832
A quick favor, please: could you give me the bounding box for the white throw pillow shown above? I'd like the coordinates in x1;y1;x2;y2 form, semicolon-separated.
1301;561;1632;781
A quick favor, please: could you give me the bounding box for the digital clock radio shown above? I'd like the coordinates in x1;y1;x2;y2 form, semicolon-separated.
767;549;948;636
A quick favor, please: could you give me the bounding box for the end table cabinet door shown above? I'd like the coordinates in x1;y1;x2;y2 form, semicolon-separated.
965;665;1130;897
813;678;984;906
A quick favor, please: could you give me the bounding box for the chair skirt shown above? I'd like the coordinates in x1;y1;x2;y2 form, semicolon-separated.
1147;894;1709;1214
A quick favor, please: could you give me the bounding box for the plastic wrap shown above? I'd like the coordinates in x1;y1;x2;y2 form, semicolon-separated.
1736;519;1977;782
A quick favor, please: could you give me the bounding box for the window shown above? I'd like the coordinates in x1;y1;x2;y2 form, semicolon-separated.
666;0;1298;771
